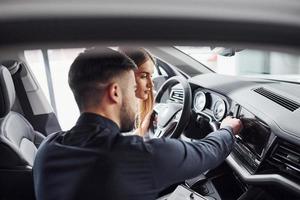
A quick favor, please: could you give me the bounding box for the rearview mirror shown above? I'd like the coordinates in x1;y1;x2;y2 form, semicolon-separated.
210;47;243;57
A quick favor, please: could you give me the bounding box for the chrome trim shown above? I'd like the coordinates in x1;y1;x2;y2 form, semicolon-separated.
226;154;300;194
212;99;226;121
193;91;206;112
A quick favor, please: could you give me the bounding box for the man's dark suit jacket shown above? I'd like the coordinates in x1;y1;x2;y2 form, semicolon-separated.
33;112;235;200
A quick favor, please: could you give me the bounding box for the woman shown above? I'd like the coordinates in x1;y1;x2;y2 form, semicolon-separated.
119;47;155;137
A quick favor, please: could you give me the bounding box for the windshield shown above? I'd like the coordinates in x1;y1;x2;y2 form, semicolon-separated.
176;46;300;83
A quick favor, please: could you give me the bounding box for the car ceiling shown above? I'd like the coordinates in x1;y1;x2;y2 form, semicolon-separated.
0;0;299;51
1;0;300;25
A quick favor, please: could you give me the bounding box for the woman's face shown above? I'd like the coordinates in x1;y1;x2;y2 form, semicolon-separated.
134;59;155;100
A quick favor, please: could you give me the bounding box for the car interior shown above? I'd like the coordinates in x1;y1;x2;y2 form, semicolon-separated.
0;46;299;200
0;0;300;200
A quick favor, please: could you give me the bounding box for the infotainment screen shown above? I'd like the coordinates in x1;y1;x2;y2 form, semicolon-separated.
238;107;271;156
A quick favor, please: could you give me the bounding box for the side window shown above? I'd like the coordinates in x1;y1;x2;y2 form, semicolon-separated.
47;48;85;130
152;58;172;92
155;58;178;78
154;59;168;77
152;65;159;78
25;48;85;130
24;50;51;101
158;65;168;76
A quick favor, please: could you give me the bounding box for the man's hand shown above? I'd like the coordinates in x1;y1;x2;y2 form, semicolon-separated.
220;116;243;135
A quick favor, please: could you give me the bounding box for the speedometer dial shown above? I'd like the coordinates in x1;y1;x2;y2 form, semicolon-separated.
213;100;226;121
193;91;206;112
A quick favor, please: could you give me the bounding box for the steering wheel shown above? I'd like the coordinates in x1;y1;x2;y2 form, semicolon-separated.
151;76;192;138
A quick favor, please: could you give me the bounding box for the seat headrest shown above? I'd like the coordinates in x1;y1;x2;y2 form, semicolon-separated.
0;66;16;118
1;60;20;75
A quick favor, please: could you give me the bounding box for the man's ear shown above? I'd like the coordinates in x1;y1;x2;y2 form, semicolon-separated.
107;83;122;104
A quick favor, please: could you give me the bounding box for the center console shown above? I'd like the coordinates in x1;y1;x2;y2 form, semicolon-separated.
233;106;272;173
157;185;214;200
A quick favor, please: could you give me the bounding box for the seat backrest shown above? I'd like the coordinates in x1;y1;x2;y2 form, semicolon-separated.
0;66;45;168
0;65;45;200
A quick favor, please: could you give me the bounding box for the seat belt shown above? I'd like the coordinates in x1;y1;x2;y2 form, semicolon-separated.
12;65;35;121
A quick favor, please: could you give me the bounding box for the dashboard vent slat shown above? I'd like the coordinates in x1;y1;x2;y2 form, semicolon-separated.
253;87;300;112
170;89;184;103
270;142;300;177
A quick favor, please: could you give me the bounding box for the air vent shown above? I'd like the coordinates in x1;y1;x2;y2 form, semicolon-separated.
271;142;300;177
170;89;184;103
253;87;300;112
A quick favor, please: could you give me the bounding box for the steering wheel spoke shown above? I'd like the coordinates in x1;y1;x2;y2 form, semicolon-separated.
153;120;178;138
153;127;163;138
153;103;167;113
151;76;192;138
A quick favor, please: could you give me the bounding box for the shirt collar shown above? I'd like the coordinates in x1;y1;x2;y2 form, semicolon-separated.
76;112;120;134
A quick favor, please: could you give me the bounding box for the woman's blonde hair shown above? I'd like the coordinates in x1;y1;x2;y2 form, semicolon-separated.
118;47;155;136
137;85;154;136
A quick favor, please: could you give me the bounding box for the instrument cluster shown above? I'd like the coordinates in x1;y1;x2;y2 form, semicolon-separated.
193;89;227;121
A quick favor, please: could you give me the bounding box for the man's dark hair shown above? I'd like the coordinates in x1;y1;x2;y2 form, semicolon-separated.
68;47;137;111
118;47;156;67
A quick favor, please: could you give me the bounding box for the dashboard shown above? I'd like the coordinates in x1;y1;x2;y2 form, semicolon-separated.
191;88;274;173
172;73;300;198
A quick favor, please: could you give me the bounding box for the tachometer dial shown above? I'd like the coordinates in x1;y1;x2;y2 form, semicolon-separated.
194;91;206;112
213;100;226;121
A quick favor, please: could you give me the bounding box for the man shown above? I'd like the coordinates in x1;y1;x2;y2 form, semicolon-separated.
33;48;242;200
